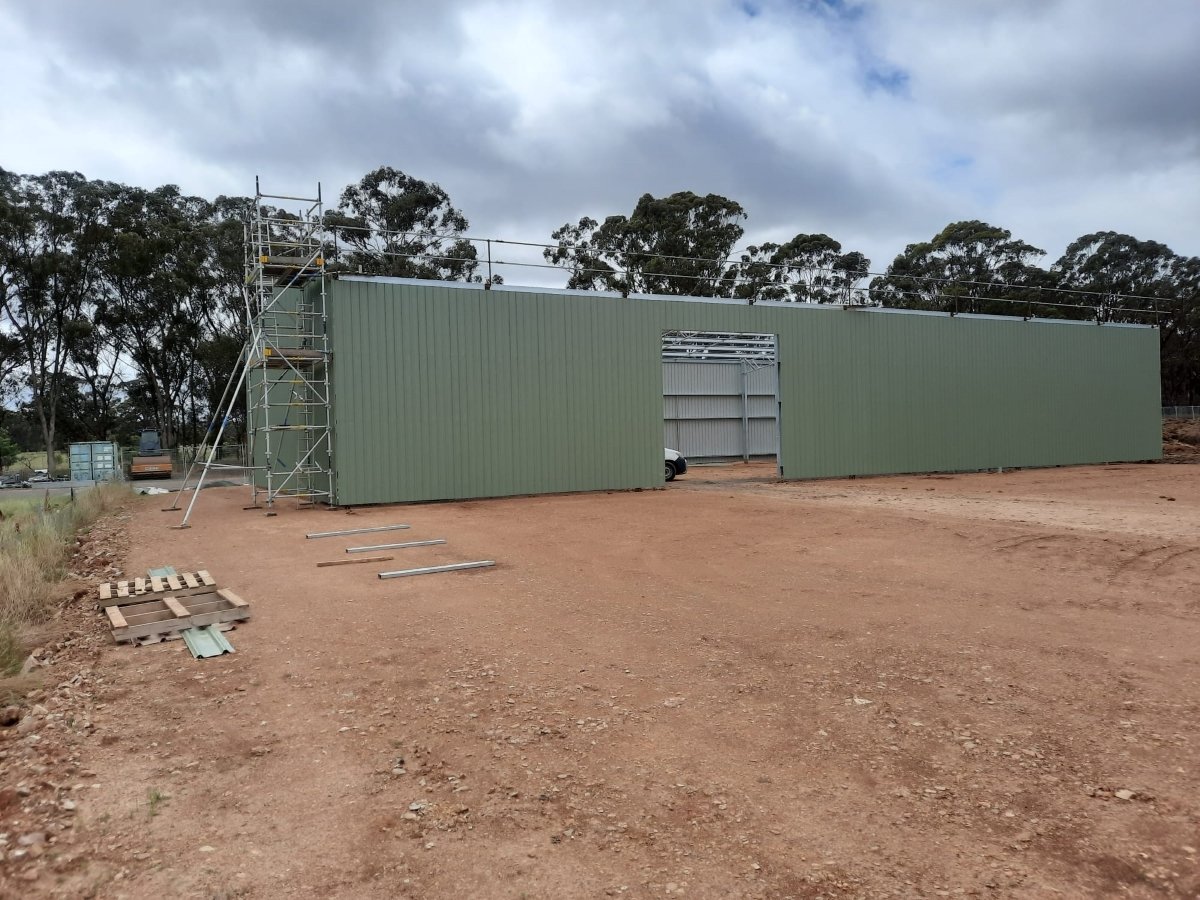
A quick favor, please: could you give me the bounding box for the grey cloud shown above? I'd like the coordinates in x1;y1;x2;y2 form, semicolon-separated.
868;1;1200;169
1;0;1197;282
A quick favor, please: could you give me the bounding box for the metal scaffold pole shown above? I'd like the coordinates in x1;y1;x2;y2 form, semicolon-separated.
173;178;335;527
163;339;250;512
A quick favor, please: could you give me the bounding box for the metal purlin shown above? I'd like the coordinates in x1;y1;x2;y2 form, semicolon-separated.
175;180;334;527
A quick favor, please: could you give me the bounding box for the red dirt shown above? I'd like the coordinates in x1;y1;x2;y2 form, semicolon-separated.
4;462;1200;898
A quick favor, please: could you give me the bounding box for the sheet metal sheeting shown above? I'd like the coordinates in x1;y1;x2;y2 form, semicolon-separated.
328;278;1162;503
182;625;235;658
663;360;779;461
378;560;495;579
662;331;777;362
347;539;447;553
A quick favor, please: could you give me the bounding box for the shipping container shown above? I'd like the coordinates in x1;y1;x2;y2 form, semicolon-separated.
69;441;121;482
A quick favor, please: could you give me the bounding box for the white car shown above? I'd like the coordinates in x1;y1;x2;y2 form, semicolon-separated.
665;448;687;482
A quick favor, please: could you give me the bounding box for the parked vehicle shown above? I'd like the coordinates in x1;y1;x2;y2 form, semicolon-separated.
128;429;173;480
0;474;31;489
27;473;52;483
665;448;687;482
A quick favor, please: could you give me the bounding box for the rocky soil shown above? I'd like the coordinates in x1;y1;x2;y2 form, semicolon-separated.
0;509;132;893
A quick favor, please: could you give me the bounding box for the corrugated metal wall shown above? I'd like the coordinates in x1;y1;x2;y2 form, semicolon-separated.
247;286;330;493
69;441;120;482
327;277;1162;505
247;366;329;491
662;361;778;459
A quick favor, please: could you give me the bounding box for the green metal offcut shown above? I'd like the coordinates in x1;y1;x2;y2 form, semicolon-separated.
182;626;235;659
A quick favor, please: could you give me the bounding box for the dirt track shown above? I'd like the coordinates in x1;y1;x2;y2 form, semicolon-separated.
4;462;1200;898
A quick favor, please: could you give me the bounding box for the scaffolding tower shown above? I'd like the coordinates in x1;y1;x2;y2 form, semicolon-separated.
172;180;334;527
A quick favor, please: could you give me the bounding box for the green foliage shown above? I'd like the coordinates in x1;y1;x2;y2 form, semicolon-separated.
869;220;1046;315
147;788;168;817
1052;232;1199;403
0;168;118;474
329;166;482;282
1052;231;1177;316
867;222;1200;403
545;191;747;296
2;162;1199;420
731;233;871;303
102;184;217;448
0;428;17;469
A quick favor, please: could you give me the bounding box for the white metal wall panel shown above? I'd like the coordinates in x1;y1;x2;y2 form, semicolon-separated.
663;361;778;459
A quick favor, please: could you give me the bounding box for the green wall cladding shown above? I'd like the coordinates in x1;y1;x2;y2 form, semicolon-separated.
326;277;1162;506
247;286;330;494
247;366;329;491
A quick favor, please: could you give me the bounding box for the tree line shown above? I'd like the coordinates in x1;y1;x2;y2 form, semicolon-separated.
546;194;1198;404
2;165;1197;473
0;166;489;471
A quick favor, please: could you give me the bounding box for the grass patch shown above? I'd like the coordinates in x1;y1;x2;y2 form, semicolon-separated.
0;493;72;518
148;787;168;817
0;481;128;675
9;450;69;473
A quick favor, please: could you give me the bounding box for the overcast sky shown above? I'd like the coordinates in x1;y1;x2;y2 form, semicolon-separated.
2;0;1198;284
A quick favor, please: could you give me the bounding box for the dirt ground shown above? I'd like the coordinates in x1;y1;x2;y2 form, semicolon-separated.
3;461;1199;898
1163;418;1200;463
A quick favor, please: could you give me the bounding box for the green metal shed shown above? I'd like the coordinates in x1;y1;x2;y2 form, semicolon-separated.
319;276;1161;506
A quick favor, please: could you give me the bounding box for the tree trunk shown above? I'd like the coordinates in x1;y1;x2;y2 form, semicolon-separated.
157;394;175;450
33;397;57;477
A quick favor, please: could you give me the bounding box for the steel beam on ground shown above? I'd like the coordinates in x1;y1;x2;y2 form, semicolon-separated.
306;524;411;539
347;539;447;553
378;561;495;579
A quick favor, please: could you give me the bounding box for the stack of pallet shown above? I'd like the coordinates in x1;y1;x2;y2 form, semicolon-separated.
97;570;251;644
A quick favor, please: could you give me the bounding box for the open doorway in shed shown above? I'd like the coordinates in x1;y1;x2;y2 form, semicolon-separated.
662;331;781;483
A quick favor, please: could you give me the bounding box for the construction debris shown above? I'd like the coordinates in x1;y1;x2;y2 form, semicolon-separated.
98;570;217;606
378;560;496;579
306;524;411;539
346;539;446;553
182;625;236;658
131;623;234;647
316;555;394;567
97;570;251;644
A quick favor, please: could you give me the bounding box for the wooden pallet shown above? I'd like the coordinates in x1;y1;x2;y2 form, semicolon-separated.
97;570;217;607
105;588;251;643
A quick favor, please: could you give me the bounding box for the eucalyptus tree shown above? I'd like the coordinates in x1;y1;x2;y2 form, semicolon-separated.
1053;232;1199;404
102;184;215;448
545;191;747;296
328;166;481;281
870;220;1045;315
731;233;870;303
0;169;116;472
